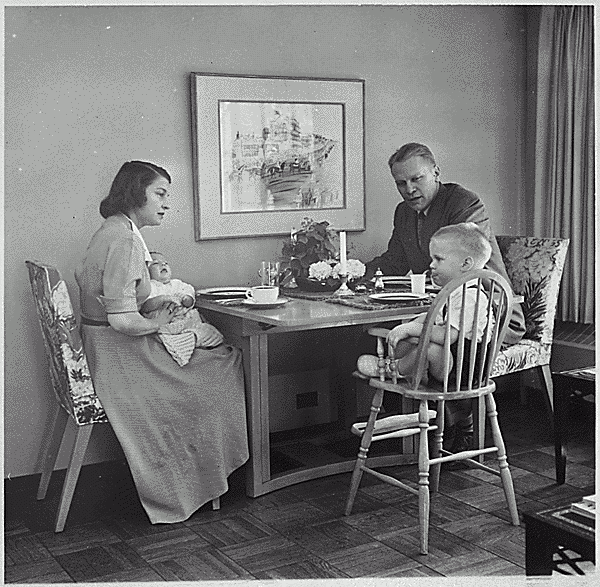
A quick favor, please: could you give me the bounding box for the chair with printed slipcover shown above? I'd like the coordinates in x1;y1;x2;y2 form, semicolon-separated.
469;237;570;452
26;260;109;532
26;260;222;532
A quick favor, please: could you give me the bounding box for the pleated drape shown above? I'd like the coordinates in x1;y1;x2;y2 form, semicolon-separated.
533;6;594;323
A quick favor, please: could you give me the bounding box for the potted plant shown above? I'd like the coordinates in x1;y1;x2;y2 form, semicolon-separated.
282;217;366;290
282;217;337;279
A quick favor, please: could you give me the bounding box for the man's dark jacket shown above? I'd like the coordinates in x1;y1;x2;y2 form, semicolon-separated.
366;182;525;345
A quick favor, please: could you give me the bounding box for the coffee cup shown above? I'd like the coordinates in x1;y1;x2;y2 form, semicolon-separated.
246;285;279;304
410;273;427;294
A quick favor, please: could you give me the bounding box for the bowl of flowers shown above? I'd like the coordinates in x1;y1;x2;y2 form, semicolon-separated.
281;217;366;291
297;258;367;291
282;217;337;280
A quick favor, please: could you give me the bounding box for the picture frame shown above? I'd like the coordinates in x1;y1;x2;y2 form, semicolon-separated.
191;73;365;240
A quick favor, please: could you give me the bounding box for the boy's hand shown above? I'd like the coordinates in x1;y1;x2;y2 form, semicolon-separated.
387;324;408;348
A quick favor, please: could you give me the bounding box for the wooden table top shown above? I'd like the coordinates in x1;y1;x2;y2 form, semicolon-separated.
195;294;427;330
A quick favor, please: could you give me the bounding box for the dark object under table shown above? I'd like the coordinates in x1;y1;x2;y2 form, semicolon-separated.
552;366;595;484
524;505;595;576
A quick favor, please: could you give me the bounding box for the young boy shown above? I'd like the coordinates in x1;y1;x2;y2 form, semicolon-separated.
357;222;494;453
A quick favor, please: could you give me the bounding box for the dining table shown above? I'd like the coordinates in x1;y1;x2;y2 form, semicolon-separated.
195;283;431;498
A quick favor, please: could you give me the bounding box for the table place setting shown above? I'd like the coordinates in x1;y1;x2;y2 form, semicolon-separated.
196;261;292;310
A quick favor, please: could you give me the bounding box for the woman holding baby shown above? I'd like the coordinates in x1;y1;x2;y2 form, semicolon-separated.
75;160;249;524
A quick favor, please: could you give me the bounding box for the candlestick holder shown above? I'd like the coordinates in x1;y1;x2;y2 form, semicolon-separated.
332;273;355;297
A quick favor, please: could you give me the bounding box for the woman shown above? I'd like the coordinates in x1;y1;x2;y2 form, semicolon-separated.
75;161;249;524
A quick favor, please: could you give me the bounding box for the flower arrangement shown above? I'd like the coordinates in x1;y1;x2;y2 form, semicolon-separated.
308;259;366;282
282;217;365;290
282;217;337;279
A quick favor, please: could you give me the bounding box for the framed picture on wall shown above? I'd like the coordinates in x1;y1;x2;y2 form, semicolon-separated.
190;72;365;240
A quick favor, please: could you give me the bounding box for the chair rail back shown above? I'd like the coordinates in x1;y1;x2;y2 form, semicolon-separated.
25;260;107;426
410;270;513;391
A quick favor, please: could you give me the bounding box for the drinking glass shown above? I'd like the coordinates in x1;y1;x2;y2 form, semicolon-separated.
259;261;281;287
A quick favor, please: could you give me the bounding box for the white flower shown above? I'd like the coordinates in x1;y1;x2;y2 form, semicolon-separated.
308;260;333;281
332;259;366;280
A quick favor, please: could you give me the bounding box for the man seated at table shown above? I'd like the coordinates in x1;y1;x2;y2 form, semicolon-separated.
362;142;525;452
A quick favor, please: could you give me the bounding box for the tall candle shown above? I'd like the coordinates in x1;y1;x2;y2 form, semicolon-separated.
339;231;347;275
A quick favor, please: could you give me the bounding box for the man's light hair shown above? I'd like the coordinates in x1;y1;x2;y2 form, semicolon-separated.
431;222;492;268
388;143;436;169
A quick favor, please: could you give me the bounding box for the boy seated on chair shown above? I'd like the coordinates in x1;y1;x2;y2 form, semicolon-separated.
357;222;494;454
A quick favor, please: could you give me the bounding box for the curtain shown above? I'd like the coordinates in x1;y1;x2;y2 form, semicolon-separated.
533;6;595;323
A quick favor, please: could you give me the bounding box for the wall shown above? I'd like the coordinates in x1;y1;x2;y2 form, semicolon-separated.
4;5;527;478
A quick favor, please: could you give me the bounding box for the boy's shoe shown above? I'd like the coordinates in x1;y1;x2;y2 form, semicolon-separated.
356;354;400;378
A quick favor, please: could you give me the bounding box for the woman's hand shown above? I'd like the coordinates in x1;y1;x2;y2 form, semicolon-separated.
195;324;224;348
108;301;178;336
142;300;178;327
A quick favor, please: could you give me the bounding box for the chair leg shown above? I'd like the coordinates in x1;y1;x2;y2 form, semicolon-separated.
417;401;431;555
538;364;554;413
212;497;220;510
485;394;520;526
37;404;69;500
55;424;94;533
474;397;485;463
429;401;443;494
345;388;384;516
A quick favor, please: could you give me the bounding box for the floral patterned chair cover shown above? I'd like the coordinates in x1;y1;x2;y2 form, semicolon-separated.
463;237;569;456
26;260;108;532
491;237;569;379
26;260;107;425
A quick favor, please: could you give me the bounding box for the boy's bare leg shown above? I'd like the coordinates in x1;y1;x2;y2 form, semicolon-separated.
393;341;421;379
426;342;452;382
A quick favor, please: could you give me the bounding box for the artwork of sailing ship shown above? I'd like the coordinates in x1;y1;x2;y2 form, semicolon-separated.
219;102;344;213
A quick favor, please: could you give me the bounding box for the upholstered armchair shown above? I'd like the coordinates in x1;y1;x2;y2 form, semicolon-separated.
491;237;570;401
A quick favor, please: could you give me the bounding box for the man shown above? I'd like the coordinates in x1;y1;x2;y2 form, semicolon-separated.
365;142;525;345
363;143;525;456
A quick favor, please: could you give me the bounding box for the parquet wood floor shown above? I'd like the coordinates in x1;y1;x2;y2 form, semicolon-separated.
5;390;595;582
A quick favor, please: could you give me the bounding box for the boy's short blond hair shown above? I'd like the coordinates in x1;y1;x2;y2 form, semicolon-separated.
431;222;492;268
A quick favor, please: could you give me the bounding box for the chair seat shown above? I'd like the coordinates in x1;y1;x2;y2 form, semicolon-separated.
491;339;552;377
351;410;437;437
369;375;497;402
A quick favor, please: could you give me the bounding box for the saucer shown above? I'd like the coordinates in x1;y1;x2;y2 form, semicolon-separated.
242;297;289;309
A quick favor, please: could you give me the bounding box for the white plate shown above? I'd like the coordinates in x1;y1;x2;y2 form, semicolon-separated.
370;275;412;284
368;292;429;304
242;297;289;309
196;286;248;299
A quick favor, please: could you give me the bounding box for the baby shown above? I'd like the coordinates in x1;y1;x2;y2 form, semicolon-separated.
142;252;196;319
141;252;223;349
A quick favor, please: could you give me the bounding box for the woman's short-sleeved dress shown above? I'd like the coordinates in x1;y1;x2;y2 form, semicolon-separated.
75;214;249;524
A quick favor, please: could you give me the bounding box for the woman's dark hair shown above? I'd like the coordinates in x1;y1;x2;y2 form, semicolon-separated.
99;161;171;218
388;143;436;169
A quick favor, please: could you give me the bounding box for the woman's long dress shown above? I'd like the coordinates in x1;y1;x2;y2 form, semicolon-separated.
75;214;249;523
